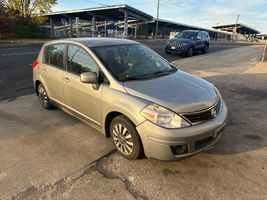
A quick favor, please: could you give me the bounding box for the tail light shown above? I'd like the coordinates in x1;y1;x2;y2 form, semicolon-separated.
31;60;39;69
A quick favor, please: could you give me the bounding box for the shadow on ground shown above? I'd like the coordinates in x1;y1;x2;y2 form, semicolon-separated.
201;72;267;155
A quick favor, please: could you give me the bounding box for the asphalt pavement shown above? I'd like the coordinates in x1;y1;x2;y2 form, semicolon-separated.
7;44;267;200
0;40;266;199
0;40;253;101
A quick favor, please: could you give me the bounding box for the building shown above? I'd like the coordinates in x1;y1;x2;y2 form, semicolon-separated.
212;23;260;41
44;4;238;40
256;34;267;40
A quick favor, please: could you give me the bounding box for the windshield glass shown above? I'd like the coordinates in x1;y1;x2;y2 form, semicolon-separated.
175;31;198;39
91;44;176;81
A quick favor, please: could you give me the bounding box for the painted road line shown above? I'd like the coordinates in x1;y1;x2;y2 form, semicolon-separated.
0;47;28;51
1;52;39;56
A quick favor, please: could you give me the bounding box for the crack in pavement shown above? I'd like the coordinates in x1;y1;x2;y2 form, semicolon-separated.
12;151;148;200
92;158;149;200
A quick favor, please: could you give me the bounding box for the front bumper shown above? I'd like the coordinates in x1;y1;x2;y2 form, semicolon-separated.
136;100;228;161
166;45;189;53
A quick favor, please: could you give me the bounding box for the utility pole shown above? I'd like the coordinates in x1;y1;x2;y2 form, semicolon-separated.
155;0;160;39
233;13;240;41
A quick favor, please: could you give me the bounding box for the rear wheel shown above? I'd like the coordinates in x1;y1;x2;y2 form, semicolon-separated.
110;115;142;160
37;83;53;110
202;44;209;54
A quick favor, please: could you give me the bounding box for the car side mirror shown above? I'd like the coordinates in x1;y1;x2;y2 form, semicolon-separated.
80;72;98;84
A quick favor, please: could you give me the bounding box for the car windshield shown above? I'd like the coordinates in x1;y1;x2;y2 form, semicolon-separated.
175;31;198;39
91;44;176;81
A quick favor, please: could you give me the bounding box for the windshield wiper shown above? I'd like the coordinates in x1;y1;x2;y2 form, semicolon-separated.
143;68;177;78
120;68;177;81
119;75;148;81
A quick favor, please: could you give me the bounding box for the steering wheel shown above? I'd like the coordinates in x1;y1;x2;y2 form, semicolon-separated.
120;63;143;77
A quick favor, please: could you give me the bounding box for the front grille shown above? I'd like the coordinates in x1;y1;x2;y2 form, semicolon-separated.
182;99;221;125
170;41;182;46
195;137;214;151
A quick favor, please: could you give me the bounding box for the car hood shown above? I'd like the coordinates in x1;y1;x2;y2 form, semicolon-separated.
169;38;194;43
123;71;219;113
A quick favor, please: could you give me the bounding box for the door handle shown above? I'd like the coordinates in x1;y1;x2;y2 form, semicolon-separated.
63;77;70;83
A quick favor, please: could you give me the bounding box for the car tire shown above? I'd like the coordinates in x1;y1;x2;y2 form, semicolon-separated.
37;83;53;110
186;47;194;57
202;44;209;54
110;115;142;160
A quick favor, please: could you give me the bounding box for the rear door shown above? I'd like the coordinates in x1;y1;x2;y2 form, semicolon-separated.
40;44;65;103
62;44;102;125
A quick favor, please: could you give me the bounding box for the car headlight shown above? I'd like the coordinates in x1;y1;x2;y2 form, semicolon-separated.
140;104;191;128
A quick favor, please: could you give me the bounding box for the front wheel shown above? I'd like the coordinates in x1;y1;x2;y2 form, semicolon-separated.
110;115;142;160
186;47;194;57
202;44;209;54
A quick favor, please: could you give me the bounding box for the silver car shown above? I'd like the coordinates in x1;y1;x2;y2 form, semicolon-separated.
32;38;227;161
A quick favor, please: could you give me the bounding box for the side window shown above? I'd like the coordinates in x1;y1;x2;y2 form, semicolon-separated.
44;44;65;69
67;45;98;75
201;32;206;39
197;32;202;39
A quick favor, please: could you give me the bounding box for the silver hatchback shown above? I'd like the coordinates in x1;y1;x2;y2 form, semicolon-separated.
32;38;227;161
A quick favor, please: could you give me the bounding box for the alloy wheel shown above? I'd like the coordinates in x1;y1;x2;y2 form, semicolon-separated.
112;123;134;155
38;86;48;107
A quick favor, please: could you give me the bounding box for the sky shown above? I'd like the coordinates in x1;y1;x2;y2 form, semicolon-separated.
52;0;267;33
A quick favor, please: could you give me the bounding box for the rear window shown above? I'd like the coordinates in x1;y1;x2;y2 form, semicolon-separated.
43;44;65;69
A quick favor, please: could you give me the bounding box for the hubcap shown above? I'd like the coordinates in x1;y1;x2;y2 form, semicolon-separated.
112;124;133;155
38;86;48;107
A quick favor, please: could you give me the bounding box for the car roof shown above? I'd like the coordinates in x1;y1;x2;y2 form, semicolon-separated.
183;30;209;33
45;37;139;48
182;30;202;33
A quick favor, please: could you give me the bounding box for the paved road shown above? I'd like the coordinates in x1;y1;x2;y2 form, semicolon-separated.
0;45;41;101
0;41;265;199
0;40;253;101
9;44;267;200
140;40;254;62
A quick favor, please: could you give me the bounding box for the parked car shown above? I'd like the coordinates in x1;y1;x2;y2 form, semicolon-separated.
166;30;210;57
32;38;227;161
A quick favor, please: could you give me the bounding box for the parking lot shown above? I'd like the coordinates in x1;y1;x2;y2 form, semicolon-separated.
0;40;253;101
0;40;266;200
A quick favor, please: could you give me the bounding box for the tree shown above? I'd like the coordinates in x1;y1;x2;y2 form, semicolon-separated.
0;0;57;38
2;0;57;17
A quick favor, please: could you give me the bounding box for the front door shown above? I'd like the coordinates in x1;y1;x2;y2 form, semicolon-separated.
62;44;102;125
195;32;204;50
